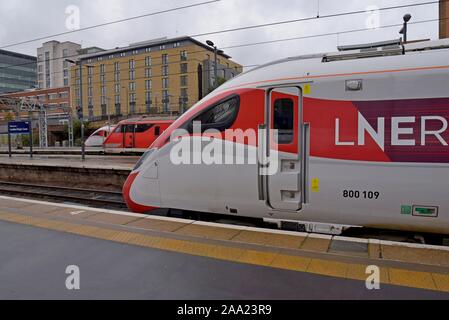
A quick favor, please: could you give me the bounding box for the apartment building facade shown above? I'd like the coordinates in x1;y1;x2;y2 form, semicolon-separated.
70;36;243;120
37;41;81;89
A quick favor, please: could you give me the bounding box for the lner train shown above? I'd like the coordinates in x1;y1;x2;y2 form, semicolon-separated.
123;38;449;235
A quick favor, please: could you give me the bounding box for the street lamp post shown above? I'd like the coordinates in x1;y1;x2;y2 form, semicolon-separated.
206;40;218;88
399;14;412;43
65;58;86;161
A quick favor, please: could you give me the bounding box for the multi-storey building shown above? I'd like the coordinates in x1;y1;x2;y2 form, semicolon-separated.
70;36;243;121
441;0;449;39
37;41;81;89
0;49;36;94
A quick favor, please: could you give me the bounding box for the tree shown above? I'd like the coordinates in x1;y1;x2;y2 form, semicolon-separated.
4;112;14;121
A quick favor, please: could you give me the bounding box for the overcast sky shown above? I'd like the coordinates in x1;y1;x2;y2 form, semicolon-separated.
0;0;440;68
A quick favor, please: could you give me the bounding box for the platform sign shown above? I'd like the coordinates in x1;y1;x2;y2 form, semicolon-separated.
8;121;30;134
7;121;32;158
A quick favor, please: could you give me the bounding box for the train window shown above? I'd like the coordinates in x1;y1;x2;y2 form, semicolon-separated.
273;98;294;144
123;124;135;133
115;126;123;133
190;96;240;132
154;126;161;136
135;124;153;133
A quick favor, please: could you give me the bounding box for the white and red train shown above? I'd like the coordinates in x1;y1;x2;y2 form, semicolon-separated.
123;38;449;235
103;118;174;149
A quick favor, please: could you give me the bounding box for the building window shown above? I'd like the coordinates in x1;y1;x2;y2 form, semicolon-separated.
87;66;93;76
63;69;69;77
88;97;93;106
145;68;152;78
88;76;92;85
100;74;105;84
115;95;121;104
173;42;181;48
162;65;168;76
146;80;152;91
101;86;106;96
100;64;106;74
180;50;187;61
115;84;120;94
114;72;120;82
129;82;136;92
38;65;43;73
88;87;93;97
114;62;120;71
129;59;135;70
115;103;121;116
64;78;69;86
180;75;188;87
101;104;107;116
129;70;135;80
180;63;188;74
162;54;168;65
145;56;152;67
162;77;169;89
162;90;169;113
145;91;152;103
145;48;152;53
160;45;166;50
129;93;136;114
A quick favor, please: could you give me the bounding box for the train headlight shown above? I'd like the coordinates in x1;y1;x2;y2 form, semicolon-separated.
133;148;157;171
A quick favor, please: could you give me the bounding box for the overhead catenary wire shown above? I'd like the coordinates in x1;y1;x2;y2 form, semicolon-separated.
0;0;221;50
3;13;448;85
0;0;444;73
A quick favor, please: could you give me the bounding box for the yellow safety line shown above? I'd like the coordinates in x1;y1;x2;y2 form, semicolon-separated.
1;212;449;293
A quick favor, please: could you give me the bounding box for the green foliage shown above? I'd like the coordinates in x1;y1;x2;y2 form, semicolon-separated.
4;112;14;121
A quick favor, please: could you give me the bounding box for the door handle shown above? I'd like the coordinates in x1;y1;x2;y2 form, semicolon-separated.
258;124;267;201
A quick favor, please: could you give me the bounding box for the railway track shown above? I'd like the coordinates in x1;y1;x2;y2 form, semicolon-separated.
0;181;127;210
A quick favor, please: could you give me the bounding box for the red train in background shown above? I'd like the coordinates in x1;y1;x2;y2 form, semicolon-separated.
103;118;175;149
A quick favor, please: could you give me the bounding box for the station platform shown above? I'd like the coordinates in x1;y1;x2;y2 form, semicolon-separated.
0;154;138;171
0;196;448;299
0;147;145;156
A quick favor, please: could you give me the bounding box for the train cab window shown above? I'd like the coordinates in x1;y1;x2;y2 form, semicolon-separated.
154;126;161;136
190;96;240;133
135;124;153;133
273;98;294;144
123;124;135;133
115;125;123;133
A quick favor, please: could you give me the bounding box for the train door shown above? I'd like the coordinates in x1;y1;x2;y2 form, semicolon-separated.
123;124;135;148
260;85;308;212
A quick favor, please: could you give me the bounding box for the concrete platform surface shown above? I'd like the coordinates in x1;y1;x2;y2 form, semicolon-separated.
0;196;449;299
0;154;138;170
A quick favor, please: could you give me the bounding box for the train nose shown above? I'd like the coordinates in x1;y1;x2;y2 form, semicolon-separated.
122;171;155;213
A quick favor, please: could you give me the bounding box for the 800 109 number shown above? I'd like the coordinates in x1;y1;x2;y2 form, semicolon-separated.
343;190;380;200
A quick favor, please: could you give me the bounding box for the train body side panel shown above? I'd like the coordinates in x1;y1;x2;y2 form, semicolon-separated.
125;48;449;234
